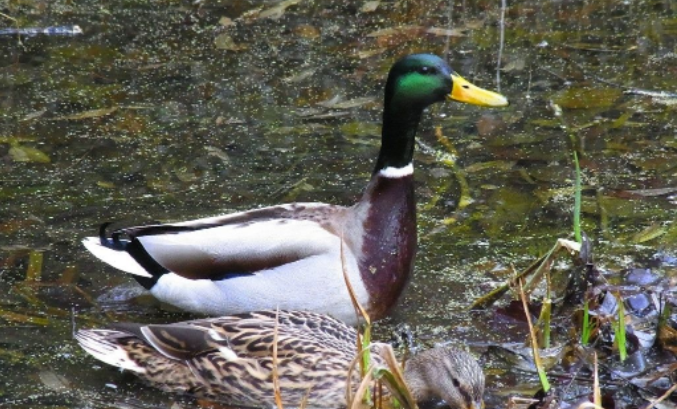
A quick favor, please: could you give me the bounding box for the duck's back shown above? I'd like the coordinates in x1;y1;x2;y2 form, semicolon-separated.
77;310;362;408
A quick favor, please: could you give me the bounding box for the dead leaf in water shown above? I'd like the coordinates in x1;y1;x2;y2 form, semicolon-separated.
425;27;466;37
56;106;118;120
21;109;47;121
657;320;677;355
283;69;316;83
357;48;387;59
360;1;380;12
293;24;320;39
26;250;43;282
258;0;302;20
367;25;422;37
214;33;247;51
219;16;235;27
367;25;465;38
0;309;49;326
502;58;526;72
39;371;71;391
205;146;230;165
632;223;666;243
9;145;51;163
623;186;677;197
552;87;622;109
318;96;376;109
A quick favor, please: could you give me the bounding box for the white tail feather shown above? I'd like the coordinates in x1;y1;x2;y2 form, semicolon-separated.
82;237;152;278
75;330;147;373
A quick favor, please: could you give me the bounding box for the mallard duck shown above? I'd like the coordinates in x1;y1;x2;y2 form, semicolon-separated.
83;54;508;326
76;310;484;409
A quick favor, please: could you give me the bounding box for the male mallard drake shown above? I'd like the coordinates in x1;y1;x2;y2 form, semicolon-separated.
83;54;508;326
76;310;484;409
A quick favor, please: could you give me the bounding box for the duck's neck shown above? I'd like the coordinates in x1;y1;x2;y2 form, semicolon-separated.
355;103;423;320
357;171;417;320
373;104;423;174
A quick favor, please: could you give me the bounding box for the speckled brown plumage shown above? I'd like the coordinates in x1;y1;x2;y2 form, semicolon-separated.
76;310;485;409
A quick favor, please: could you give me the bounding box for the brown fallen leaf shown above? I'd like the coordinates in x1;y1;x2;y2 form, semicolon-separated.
214;33;247;51
219;16;235;27
283;69;316;83
360;1;380;12
357;48;386;59
367;25;465;38
425;27;466;37
9;145;51;163
366;25;423;37
293;24;320;39
55;106;118;120
317;96;376;109
258;0;302;20
21;109;47;121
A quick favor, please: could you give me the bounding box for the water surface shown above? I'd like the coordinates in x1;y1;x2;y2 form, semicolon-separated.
1;0;676;407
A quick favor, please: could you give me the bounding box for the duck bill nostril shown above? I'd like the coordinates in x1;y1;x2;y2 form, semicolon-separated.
448;73;509;107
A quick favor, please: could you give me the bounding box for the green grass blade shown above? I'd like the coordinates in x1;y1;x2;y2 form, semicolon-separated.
616;294;627;361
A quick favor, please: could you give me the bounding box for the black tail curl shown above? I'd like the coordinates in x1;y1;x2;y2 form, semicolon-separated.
99;222;129;250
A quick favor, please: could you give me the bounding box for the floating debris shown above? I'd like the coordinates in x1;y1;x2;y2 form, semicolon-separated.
0;25;83;37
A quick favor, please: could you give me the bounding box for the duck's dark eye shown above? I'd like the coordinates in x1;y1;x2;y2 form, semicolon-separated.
417;66;434;74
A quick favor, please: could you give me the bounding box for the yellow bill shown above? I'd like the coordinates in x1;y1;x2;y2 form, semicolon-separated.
448;73;509;107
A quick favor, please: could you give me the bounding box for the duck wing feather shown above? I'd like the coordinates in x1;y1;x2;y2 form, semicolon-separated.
103;203;347;280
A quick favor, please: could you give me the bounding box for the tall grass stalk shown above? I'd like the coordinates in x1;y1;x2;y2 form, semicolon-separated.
537;298;551;348
573;151;582;243
581;301;592;345
519;280;550;392
340;230;372;404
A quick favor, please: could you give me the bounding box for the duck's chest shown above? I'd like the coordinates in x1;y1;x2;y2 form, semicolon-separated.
352;174;417;319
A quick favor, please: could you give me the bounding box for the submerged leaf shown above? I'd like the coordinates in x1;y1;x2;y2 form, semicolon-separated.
56;106;118;120
9;145;51;163
425;27;466;37
552;87;622;109
21;109;47;121
38;371;71;391
367;26;422;37
219;16;235;27
360;1;380;12
26;250;43;282
214;34;247;51
632;223;667;243
258;0;302;19
318;96;376;109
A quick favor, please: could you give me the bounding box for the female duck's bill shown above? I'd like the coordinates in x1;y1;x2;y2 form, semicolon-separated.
82;54;508;326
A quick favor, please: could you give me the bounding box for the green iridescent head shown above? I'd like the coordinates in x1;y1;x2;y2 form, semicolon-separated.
385;54;509;109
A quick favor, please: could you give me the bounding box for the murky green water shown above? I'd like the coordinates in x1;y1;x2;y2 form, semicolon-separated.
1;0;676;407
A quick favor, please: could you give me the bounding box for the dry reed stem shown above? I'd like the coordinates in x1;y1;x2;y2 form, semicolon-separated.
519;279;550;392
592;352;600;408
377;344;418;409
641;382;677;409
350;364;377;409
272;308;284;409
340;228;370;325
346;345;379;405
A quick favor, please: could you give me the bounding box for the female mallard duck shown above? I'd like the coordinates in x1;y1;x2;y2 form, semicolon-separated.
83;54;508;326
76;310;484;409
